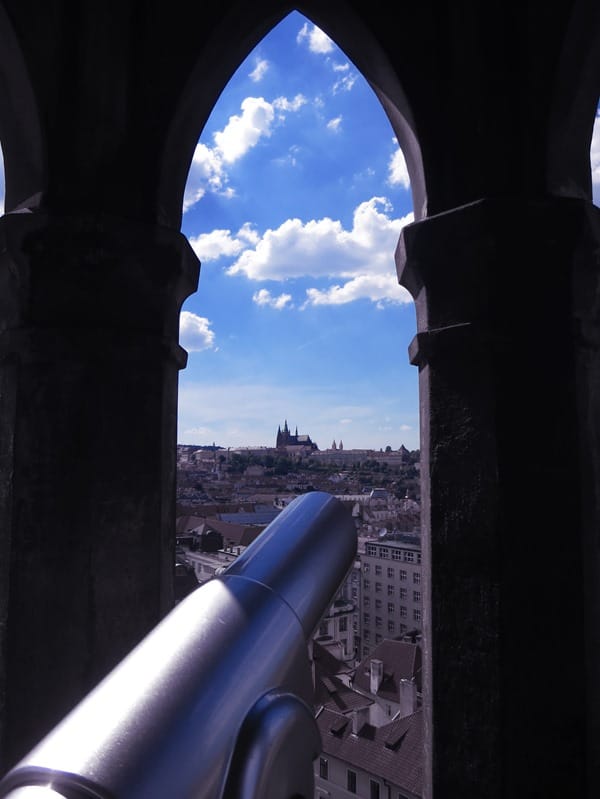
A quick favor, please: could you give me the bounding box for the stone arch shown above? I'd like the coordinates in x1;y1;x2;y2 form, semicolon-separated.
159;0;425;230
0;4;44;213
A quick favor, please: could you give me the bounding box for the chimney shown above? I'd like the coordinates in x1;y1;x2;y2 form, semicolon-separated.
398;678;418;718
370;658;384;694
351;706;370;735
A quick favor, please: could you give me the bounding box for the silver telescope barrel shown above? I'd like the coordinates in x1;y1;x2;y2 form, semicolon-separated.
0;491;356;799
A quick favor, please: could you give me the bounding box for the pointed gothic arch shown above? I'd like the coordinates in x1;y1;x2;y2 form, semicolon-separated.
160;1;424;230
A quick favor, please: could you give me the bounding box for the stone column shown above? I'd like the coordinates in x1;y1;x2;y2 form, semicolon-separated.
0;211;200;769
397;198;600;798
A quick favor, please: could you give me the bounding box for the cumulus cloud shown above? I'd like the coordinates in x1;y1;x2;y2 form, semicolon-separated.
179;311;216;352
304;273;412;308
225;197;414;306
591;108;600;206
250;58;269;82
252;288;292;309
388;145;410;189
183;141;230;212
297;21;334;54
214;96;276;164
189;223;259;261
183;95;306;212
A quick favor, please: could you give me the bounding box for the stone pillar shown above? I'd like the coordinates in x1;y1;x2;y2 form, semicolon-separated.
0;211;200;769
397;198;600;799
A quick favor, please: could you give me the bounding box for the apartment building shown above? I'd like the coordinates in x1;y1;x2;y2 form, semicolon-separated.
360;536;422;658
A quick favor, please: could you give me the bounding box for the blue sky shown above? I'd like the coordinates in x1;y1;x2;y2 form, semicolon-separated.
1;11;599;452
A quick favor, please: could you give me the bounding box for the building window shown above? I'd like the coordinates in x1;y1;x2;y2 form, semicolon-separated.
363;563;370;573
387;602;395;613
413;571;421;584
339;616;348;632
387;567;394;578
413;591;421;603
400;623;407;633
404;551;415;563
375;599;382;609
400;606;407;618
414;608;421;622
392;549;402;561
319;757;328;780
379;547;389;559
416;553;422;564
375;565;382;576
318;621;328;636
347;770;357;793
387;584;394;596
364;597;370;608
375;616;382;628
366;544;377;556
370;779;380;799
375;633;382;643
375;582;382;593
400;570;407;581
364;579;370;590
364;629;370;640
364;613;370;625
363;645;370;656
400;587;407;599
387;619;395;633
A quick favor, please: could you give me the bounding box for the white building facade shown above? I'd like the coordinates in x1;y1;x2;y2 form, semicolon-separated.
360;537;422;658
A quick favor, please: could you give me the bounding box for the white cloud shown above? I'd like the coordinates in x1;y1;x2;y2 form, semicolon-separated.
183;141;230;212
252;288;292;309
304;273;412;307
189;223;259;262
327;116;343;133
273;94;307;113
388;145;410;189
179;311;216;352
250;58;269;82
332;73;357;94
183;95;307;212
214;96;276;164
332;62;350;73
225;197;414;305
297;22;334;54
227;196;411;276
591;108;600;206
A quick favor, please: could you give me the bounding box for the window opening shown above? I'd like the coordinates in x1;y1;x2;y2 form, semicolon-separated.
177;9;422;799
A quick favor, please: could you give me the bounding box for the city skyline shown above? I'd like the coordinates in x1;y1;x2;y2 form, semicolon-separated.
1;13;599;452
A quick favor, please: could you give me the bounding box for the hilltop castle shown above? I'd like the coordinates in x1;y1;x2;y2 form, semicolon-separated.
275;420;318;451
